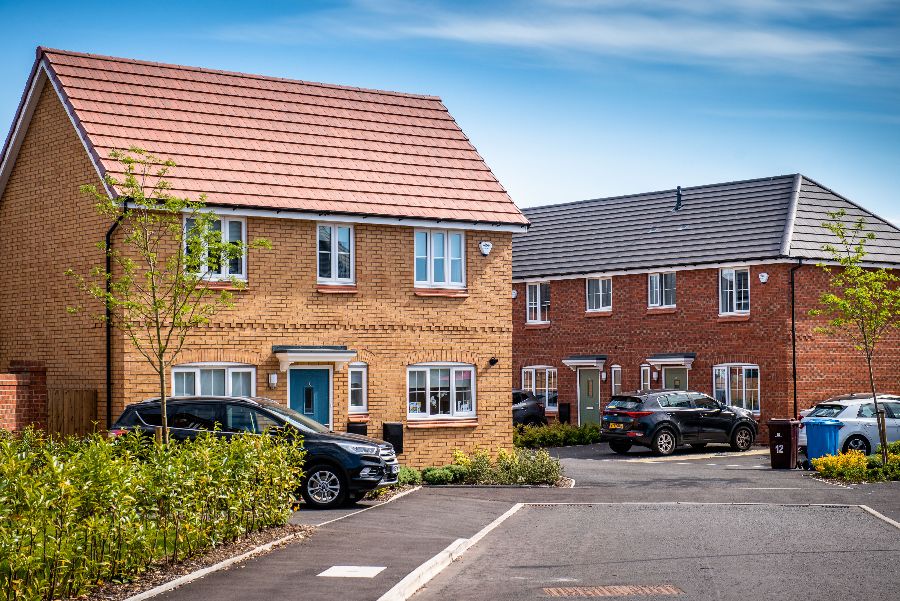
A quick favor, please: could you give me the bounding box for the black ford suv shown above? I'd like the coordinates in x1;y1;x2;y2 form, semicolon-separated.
111;396;399;509
601;390;757;456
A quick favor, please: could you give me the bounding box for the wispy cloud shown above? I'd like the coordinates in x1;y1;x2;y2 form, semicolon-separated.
209;0;900;84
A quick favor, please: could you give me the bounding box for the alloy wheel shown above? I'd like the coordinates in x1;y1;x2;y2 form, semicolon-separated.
845;437;869;454
735;428;752;451
655;430;675;455
307;470;341;504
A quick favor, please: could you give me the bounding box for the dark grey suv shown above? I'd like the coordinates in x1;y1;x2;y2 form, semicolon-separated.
601;390;758;456
513;390;547;426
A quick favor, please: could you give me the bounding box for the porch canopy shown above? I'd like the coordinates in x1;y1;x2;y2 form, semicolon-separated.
273;345;358;372
646;353;696;369
561;354;607;371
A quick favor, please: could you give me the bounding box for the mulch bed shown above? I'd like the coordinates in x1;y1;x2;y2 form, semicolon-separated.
80;523;314;601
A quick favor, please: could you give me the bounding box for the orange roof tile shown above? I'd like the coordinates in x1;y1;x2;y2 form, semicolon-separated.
38;48;527;226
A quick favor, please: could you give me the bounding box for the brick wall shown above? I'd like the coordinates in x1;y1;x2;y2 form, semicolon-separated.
513;263;900;440
0;81;110;422
0;361;48;431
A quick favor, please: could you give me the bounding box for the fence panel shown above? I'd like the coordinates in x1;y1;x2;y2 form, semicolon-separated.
48;389;98;437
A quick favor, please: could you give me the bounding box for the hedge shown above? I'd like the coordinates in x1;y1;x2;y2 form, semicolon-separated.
812;448;900;483
0;428;305;601
514;422;602;449
418;448;563;485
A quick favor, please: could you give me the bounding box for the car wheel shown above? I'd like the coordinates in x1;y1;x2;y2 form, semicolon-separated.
651;429;677;456
842;435;871;455
609;440;632;455
690;443;708;450
301;465;347;509
730;426;754;452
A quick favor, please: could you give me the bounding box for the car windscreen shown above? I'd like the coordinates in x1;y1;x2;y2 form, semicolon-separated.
607;396;644;410
258;401;330;433
808;404;845;418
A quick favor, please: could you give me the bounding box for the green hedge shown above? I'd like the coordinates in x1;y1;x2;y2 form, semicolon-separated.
418;448;563;485
514;422;602;448
0;428;305;601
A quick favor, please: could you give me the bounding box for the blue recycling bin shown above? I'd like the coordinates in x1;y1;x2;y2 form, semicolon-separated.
804;418;844;460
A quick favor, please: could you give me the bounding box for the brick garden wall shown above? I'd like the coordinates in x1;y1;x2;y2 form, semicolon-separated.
0;361;48;432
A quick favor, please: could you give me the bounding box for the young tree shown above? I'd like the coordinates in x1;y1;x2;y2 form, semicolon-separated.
67;147;270;442
811;209;900;462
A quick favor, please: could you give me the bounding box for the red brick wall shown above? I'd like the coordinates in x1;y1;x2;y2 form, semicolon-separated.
513;263;900;438
0;361;48;432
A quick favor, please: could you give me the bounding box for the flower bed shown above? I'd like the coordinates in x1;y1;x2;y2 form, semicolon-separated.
0;428;305;601
410;448;563;486
812;442;900;483
514;422;602;449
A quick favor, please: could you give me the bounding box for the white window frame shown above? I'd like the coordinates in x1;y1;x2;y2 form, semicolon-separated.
406;362;476;419
712;363;760;414
719;267;751;315
526;281;551;324
610;365;622;395
648;272;676;308
183;215;247;281
348;362;368;414
640;365;651;391
413;229;466;288
586;277;612;312
317;223;355;285
521;366;559;411
171;363;256;397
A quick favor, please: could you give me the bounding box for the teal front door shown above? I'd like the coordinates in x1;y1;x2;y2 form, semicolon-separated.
578;368;601;425
290;368;330;427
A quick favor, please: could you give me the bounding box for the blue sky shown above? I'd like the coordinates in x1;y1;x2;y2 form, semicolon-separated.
1;0;898;223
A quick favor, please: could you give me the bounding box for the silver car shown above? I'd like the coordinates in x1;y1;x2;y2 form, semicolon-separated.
798;394;900;455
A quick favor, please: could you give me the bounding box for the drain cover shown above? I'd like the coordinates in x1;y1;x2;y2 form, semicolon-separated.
543;585;684;597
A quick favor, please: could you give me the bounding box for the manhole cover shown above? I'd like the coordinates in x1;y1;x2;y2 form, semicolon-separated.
543;585;684;597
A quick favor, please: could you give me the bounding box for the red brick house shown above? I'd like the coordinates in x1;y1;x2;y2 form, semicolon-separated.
0;47;528;465
512;175;900;431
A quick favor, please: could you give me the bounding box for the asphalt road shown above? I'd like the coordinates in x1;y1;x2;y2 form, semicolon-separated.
155;443;900;601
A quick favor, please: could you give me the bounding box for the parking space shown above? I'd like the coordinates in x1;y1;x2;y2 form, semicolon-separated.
413;503;900;600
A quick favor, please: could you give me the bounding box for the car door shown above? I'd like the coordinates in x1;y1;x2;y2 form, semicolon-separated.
223;403;283;436
168;402;223;440
883;402;900;443
691;393;733;443
658;393;698;442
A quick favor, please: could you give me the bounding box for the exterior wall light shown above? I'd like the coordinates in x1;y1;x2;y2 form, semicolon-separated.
488;357;499;366
268;372;278;389
601;371;607;381
652;371;659;381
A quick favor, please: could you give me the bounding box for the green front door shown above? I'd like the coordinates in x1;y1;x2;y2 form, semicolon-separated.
664;367;688;390
578;368;601;425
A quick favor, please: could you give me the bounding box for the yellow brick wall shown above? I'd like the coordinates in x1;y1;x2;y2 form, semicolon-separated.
0;81;117;424
0;75;516;465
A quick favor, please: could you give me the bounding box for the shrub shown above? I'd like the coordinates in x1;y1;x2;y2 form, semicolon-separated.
397;465;422;486
811;450;900;483
876;440;900;456
422;467;455;485
514;422;602;449
440;448;563;486
0;427;304;601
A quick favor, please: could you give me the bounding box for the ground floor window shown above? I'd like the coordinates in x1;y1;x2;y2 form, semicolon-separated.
522;366;558;411
640;365;651;390
172;364;256;397
713;364;760;412
348;363;368;413
407;363;476;419
610;365;622;395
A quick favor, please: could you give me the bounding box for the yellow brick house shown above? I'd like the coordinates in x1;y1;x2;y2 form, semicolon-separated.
0;47;528;465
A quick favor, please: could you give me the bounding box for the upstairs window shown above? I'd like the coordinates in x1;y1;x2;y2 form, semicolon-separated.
713;364;760;413
407;364;476;419
526;282;551;323
586;278;612;312
318;224;354;284
522;366;558;411
720;268;750;314
414;229;465;288
648;272;676;308
184;216;246;280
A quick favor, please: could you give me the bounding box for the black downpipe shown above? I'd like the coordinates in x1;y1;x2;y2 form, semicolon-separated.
105;203;127;429
790;258;803;419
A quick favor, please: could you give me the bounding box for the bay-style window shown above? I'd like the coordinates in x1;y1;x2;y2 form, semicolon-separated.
522;366;558;411
348;363;367;414
172;364;256;397
318;223;354;284
719;267;750;314
648;272;676;308
586;277;612;312
407;363;476;419
713;364;760;412
414;229;465;288
526;282;551;323
184;216;247;280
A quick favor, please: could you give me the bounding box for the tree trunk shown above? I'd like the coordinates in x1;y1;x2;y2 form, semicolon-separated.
866;353;888;463
158;358;169;444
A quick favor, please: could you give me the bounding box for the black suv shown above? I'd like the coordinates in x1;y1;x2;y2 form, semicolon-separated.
513;389;547;426
601;390;758;456
112;396;399;509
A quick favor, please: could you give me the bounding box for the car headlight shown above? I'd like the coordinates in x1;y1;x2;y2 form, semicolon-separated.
335;441;379;456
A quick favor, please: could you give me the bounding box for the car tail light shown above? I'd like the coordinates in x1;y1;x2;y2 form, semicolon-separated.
618;411;653;419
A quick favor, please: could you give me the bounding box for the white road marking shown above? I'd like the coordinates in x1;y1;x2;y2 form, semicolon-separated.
726;465;741;467
318;566;386;578
859;505;900;531
738;487;801;490
705;463;717;466
314;486;421;527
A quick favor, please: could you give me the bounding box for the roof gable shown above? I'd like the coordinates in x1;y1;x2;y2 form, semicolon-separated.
1;47;526;228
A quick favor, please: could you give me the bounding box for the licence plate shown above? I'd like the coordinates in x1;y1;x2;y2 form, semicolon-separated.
391;464;400;474
609;423;624;429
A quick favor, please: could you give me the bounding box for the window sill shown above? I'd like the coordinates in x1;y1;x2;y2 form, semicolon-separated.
406;418;478;429
348;413;370;423
585;310;612;318
413;288;469;298
204;280;248;291
718;313;750;322
317;284;358;294
524;322;551;330
646;307;677;315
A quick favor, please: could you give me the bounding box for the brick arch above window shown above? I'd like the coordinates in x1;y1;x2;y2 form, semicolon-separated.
173;349;262;366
